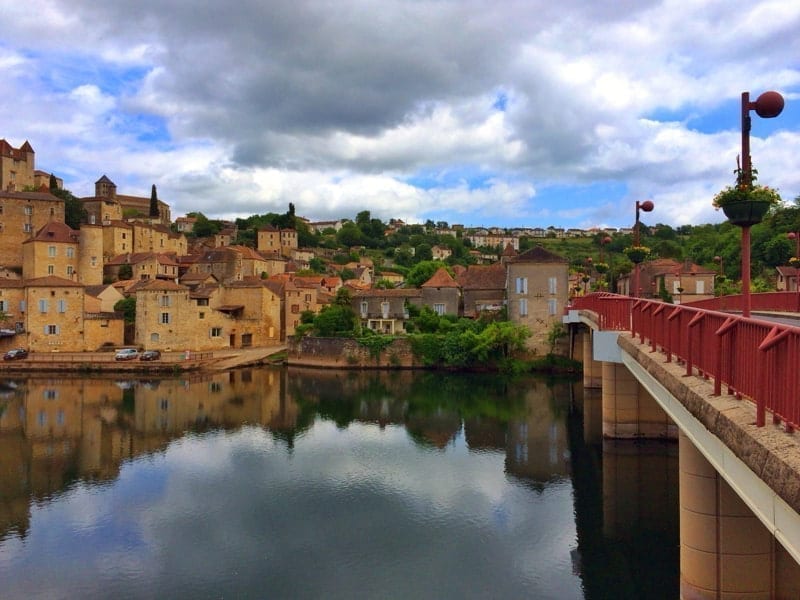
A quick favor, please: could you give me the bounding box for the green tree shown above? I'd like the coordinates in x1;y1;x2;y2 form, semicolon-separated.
114;297;136;323
149;184;159;218
189;212;221;237
118;264;133;280
406;261;447;287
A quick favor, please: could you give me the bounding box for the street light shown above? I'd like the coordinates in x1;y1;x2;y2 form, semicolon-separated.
739;90;784;317
633;200;654;297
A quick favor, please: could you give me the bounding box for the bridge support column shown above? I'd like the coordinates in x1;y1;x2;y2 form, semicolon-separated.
582;329;602;389
679;430;773;599
602;361;674;439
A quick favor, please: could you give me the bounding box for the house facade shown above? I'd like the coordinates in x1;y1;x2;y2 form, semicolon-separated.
505;246;569;354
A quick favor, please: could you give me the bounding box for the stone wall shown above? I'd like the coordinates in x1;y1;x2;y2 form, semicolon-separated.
287;336;421;369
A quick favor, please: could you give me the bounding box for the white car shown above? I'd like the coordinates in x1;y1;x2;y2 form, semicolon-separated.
114;348;139;361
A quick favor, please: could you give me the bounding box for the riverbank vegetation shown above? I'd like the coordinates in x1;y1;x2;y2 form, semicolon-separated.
295;289;579;374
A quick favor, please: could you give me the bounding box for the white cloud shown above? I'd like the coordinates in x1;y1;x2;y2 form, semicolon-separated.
1;0;798;227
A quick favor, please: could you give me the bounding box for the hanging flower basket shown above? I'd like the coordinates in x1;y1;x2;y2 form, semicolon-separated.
712;180;782;227
789;257;800;269
623;245;650;264
593;262;609;274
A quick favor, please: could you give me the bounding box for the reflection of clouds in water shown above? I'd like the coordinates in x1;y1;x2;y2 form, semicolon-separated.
1;416;581;599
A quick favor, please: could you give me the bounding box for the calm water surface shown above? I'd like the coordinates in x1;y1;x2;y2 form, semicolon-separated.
0;368;677;599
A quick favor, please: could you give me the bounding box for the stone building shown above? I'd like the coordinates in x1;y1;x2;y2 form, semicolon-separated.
0;189;65;271
0;139;36;191
420;267;460;316
82;175;171;225
505;246;569;354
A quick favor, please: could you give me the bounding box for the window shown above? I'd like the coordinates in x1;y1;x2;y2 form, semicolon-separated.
433;303;445;316
47;265;54;275
66;266;74;276
673;280;680;294
519;298;528;317
48;246;56;257
160;312;170;324
0;300;5;312
210;327;222;337
696;280;705;294
151;332;160;342
38;299;48;313
23;223;32;233
45;324;58;335
24;206;32;216
199;312;205;319
44;389;57;400
291;304;300;314
19;300;26;313
548;277;558;295
66;247;74;258
360;301;368;317
91;256;97;267
548;299;558;316
304;294;312;302
56;410;65;426
159;295;171;307
515;277;528;294
381;302;390;318
38;410;47;427
196;298;208;306
57;299;67;313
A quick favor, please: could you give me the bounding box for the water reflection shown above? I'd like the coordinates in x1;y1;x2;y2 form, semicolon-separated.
0;368;678;598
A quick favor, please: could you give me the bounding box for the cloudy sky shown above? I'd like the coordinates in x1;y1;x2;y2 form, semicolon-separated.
2;1;799;229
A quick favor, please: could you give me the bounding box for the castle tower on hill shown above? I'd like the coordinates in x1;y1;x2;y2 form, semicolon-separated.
0;139;35;192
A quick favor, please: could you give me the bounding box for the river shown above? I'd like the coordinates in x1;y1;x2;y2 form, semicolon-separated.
0;367;678;599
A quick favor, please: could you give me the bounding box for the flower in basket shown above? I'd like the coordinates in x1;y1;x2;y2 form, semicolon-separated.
593;261;609;274
623;245;651;263
789;257;800;268
711;183;782;209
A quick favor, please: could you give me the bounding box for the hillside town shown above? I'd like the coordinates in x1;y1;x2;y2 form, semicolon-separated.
0;139;723;356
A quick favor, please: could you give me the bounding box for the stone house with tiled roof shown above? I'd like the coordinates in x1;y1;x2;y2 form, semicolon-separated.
617;258;715;301
0;139;36;191
181;246;285;283
776;266;798;292
134;277;283;350
22;276;124;352
505;245;569;354
22;221;80;281
420;267;460;316
0;188;65;271
352;288;423;334
104;252;180;283
456;263;507;318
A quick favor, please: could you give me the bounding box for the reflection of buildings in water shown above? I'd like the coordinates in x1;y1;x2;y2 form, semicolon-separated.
504;381;572;483
405;411;462;449
0;369;298;541
463;417;506;450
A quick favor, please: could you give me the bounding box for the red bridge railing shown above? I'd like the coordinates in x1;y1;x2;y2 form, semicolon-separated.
570;292;800;431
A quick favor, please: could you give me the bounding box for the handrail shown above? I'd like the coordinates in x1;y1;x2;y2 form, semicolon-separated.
571;292;800;431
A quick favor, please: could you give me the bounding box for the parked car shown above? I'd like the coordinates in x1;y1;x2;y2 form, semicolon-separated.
114;348;139;361
3;348;28;361
139;350;162;361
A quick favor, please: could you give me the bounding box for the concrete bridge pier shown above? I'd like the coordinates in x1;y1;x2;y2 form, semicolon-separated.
601;360;675;440
679;430;776;598
576;329;603;389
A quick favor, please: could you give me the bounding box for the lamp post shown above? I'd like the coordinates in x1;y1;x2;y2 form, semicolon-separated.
713;255;723;277
600;236;612;262
738;90;784;317
633;200;654;297
788;232;800;311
